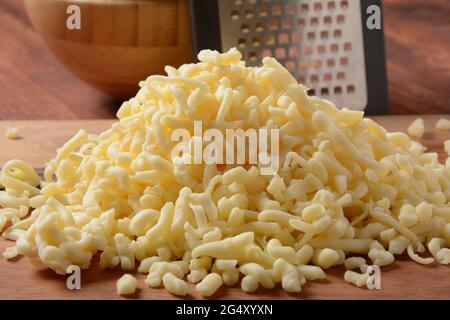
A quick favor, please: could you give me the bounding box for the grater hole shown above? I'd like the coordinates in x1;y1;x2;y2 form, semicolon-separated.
314;2;323;11
269;19;279;31
317;45;326;54
256;22;264;32
289;46;300;57
321;88;329;96
300;3;309;12
249;52;258;62
320;31;329;39
334;29;342;38
340;57;349;66
272;3;282;16
307;32;316;40
313;60;322;69
231;10;240;20
344;42;352;51
331;43;339;52
324;16;332;24
262;48;272;58
308;89;315;96
337;14;345;24
324;73;332;81
244;9;254;19
234;0;243;5
238;38;246;48
327;58;335;67
334;86;342;94
304;46;313;55
252;37;261;47
259;5;269;17
341;0;349;9
347;84;355;93
311;74;319;82
286;61;296;72
292;32;302;42
248;0;256;4
286;3;296;15
265;34;276;45
297;18;306;27
278;33;289;44
337;71;346;80
275;48;286;59
300;60;309;70
327;2;336;10
282;18;293;30
297;75;305;83
241;24;250;34
310;17;319;25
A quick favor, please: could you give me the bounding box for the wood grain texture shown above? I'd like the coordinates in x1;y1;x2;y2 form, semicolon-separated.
0;115;449;300
24;0;193;98
0;0;449;120
384;0;450;114
0;0;119;120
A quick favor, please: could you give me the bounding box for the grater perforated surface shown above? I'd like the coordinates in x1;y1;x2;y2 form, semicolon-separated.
217;0;368;111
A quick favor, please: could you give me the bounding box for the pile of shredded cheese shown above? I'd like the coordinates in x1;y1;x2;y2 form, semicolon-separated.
1;49;449;296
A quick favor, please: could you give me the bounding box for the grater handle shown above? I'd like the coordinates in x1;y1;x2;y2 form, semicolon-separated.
188;0;223;61
360;0;389;115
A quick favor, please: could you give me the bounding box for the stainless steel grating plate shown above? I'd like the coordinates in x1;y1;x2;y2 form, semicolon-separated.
217;0;368;111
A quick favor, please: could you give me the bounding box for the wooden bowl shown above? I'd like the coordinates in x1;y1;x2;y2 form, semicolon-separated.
24;0;193;98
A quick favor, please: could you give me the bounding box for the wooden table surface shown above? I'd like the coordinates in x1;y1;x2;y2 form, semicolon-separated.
0;115;449;300
0;0;449;120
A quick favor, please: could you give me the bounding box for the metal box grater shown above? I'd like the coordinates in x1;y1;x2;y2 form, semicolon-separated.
188;0;388;114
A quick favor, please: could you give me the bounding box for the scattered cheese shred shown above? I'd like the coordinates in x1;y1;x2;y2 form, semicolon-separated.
116;274;137;295
445;140;450;155
436;118;450;131
5;127;22;140
407;118;425;138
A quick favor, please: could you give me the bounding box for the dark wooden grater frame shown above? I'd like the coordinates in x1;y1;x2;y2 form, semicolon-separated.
188;0;389;115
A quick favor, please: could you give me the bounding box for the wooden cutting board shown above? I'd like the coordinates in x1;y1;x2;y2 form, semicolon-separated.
0;115;449;300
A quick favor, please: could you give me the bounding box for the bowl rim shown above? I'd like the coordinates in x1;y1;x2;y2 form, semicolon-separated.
33;0;158;4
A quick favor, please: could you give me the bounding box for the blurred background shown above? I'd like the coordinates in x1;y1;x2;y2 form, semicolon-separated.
0;0;448;120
